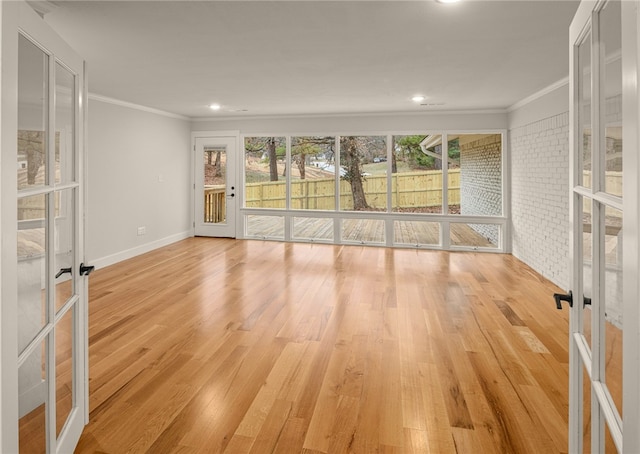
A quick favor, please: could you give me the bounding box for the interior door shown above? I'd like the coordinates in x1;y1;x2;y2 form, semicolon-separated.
2;2;88;453
566;0;625;452
194;136;237;238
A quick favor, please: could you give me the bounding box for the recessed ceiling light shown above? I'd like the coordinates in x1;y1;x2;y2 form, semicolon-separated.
412;95;426;103
436;0;460;3
209;103;221;111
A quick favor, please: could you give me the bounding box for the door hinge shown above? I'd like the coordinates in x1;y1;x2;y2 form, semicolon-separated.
193;221;195;228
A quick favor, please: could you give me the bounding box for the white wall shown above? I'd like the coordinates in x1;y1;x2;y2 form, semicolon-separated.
509;82;570;130
192;111;508;134
87;99;192;268
509;84;570;288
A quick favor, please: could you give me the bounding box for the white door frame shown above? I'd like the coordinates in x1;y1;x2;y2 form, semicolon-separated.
622;1;640;452
1;1;89;452
192;131;240;238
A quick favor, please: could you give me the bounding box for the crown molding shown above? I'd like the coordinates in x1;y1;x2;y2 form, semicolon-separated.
191;108;508;122
508;76;569;113
88;93;190;121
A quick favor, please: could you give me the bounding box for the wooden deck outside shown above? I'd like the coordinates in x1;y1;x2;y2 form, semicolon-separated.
245;215;497;248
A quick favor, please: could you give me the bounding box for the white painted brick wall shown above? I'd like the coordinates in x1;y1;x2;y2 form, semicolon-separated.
460;135;502;245
510;112;570;289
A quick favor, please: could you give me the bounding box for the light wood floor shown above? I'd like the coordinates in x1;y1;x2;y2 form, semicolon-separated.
75;237;617;453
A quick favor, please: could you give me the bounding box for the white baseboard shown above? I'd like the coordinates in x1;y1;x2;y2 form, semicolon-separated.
90;230;193;270
19;379;46;418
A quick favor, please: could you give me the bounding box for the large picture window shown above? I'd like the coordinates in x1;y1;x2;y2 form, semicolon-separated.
290;136;336;210
244;136;286;209
242;131;505;251
339;136;387;211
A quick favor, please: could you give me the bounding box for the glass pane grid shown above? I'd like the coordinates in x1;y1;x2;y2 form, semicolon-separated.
18;35;50;191
341;218;385;244
244;137;286;209
245;215;285;239
19;338;48;454
291;137;336;210
339;136;387;212
393;220;440;246
292;217;333;242
203;146;227;224
450;223;501;249
55;63;76;186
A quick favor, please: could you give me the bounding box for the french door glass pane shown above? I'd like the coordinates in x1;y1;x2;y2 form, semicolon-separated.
291;137;336;210
604;205;622;414
19;340;47;454
339;136;387;211
56;308;74;438
582;196;593;348
18;194;48;355
18;35;49;190
601;0;622;197
392;135;444;214
203;145;227;223
55;63;75;185
55;189;75;312
579;32;592;189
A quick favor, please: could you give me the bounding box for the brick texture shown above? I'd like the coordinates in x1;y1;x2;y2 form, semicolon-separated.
510;112;570;289
460;134;502;245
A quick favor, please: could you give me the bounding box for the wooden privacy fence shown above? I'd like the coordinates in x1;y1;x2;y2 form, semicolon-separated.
244;169;461;210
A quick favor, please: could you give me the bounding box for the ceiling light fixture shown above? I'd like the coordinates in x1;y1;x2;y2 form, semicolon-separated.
209;103;221;111
435;0;460;3
412;95;426;103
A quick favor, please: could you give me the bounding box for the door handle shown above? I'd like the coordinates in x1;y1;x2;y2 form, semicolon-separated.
553;291;592;309
227;193;235;198
553;291;572;309
79;263;95;276
55;267;72;279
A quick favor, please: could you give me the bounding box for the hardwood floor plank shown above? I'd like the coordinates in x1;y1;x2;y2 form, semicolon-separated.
66;237;618;453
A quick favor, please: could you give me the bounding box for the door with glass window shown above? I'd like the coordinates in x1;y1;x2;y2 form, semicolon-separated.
194;136;237;237
565;0;627;452
2;2;88;453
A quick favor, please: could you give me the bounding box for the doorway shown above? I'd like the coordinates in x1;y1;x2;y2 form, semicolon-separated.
193;134;238;238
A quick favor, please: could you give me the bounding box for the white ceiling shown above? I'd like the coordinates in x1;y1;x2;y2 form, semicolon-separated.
43;0;580;119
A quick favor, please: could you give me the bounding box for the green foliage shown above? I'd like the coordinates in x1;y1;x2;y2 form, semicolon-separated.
447;138;460;162
394;135;461;170
395;135;435;170
414;153;435;168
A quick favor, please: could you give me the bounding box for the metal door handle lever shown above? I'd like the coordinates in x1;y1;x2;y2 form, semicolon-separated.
55;267;72;279
79;263;95;276
553;291;573;309
553;291;592;309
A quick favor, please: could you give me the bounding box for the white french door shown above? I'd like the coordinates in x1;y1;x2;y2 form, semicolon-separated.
193;134;238;238
2;2;89;453
566;0;640;452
